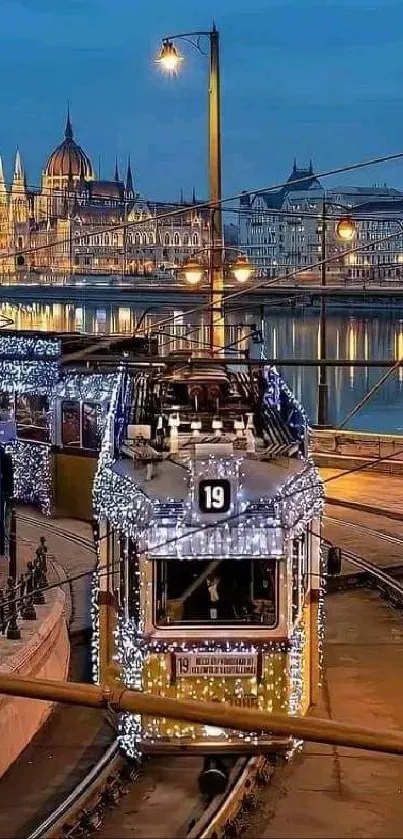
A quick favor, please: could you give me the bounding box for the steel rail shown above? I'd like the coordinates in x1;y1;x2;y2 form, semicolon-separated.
27;741;125;839
325;516;403;550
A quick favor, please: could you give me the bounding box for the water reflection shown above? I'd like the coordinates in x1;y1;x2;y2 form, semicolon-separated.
1;300;403;433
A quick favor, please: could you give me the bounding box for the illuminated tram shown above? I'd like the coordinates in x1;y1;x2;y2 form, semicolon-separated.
93;355;325;781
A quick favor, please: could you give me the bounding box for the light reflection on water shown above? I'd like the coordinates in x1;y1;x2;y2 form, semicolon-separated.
1;300;403;434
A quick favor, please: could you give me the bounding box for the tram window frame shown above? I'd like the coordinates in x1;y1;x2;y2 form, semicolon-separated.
291;537;306;621
0;392;50;443
152;556;279;630
61;399;100;451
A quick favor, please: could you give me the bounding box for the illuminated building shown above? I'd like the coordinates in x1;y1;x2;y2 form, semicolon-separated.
0;111;210;276
239;160;403;283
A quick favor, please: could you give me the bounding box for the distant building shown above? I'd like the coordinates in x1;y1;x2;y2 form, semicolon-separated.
239;159;403;282
0;111;210;276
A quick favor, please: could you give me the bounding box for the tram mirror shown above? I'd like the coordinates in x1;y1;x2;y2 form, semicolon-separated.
327;546;342;577
198;479;231;514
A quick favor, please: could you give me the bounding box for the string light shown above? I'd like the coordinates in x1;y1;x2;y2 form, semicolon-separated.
91;363;324;755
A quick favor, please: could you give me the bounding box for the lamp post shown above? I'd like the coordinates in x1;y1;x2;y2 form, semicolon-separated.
157;25;224;355
181;247;253;287
317;201;356;426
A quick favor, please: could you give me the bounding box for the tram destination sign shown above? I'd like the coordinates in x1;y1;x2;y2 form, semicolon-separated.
174;652;258;678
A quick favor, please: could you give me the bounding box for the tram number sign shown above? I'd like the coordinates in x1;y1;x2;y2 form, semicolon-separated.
198;479;231;514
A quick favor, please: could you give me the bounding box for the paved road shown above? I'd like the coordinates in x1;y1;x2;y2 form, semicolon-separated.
245;588;403;839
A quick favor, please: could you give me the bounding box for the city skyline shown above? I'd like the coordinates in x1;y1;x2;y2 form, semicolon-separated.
1;0;403;202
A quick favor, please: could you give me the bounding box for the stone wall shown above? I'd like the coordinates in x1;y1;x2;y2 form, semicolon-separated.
310;428;403;474
0;589;70;779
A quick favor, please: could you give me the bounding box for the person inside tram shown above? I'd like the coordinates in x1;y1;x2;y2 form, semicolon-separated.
159;558;275;625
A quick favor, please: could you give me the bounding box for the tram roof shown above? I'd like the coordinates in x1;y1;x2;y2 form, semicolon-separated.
112;452;310;506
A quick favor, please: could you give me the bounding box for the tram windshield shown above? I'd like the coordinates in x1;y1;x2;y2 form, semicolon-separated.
155;558;277;627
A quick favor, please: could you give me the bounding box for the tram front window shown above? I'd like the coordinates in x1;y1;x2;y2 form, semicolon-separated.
155;558;277;627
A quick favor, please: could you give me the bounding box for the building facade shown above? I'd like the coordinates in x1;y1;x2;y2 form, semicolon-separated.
0;112;210;276
239;160;403;283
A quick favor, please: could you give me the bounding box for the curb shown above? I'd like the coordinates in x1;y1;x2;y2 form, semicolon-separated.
325;496;403;523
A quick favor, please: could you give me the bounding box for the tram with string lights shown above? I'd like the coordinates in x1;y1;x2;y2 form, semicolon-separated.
93;352;326;788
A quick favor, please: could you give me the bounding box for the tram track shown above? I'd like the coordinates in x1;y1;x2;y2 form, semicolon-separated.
8;508;403;839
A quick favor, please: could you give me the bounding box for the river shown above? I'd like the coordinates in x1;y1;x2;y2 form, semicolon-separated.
1;299;402;434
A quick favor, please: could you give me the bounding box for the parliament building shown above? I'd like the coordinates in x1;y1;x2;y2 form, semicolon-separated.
0;111;210;276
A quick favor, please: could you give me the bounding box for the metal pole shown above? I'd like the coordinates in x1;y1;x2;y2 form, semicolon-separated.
208;25;224;355
317;199;328;426
3;673;403;756
8;506;16;582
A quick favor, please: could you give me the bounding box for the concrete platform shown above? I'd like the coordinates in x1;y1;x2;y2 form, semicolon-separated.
245;589;403;838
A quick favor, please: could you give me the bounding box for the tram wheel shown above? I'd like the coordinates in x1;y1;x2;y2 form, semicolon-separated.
198;757;229;797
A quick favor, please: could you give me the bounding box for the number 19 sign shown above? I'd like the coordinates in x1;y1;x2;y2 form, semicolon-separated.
198;479;231;514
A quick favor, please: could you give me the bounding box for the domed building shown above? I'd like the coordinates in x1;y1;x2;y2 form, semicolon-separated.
43;109;94;188
1;110;210;276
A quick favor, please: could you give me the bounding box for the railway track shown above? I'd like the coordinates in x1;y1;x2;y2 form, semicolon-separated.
325;514;403;551
11;508;403;839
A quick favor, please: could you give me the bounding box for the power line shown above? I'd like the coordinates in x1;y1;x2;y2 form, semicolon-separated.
2;149;403;263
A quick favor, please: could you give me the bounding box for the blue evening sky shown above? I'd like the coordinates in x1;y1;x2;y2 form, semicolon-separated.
1;0;403;201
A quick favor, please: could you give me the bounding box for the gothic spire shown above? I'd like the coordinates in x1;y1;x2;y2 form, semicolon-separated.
0;156;7;203
13;148;24;181
65;105;73;141
309;158;313;174
126;156;134;195
114;157;120;182
192;186;196;204
293;157;297;173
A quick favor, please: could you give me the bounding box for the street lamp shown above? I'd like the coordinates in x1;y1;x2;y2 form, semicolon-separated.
317;201;357;426
156;39;184;74
181;251;253;286
232;254;253;283
183;257;205;285
157;25;224;355
335;216;356;242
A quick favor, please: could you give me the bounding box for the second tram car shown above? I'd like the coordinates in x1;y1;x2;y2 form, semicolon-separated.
94;357;324;775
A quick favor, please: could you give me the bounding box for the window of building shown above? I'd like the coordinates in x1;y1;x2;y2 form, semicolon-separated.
155;557;277;627
148;232;154;244
164;233;170;245
174;232;180;246
61;400;99;450
183;234;189;246
192;233;199;246
135;233;141;245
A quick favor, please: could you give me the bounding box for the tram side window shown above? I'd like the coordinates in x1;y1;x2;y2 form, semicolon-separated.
16;395;49;443
0;393;13;422
62;400;81;447
61;400;100;450
155;557;277;627
292;538;306;621
82;402;99;449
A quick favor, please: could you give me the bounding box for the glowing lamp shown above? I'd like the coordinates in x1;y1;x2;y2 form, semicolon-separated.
183;257;204;285
156;40;183;74
232;254;253;283
335;217;356;242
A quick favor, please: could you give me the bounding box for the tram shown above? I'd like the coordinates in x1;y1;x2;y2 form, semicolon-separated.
93;354;325;778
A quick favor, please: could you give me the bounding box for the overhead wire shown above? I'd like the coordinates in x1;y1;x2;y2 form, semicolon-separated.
6;440;401;614
2;149;403;263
